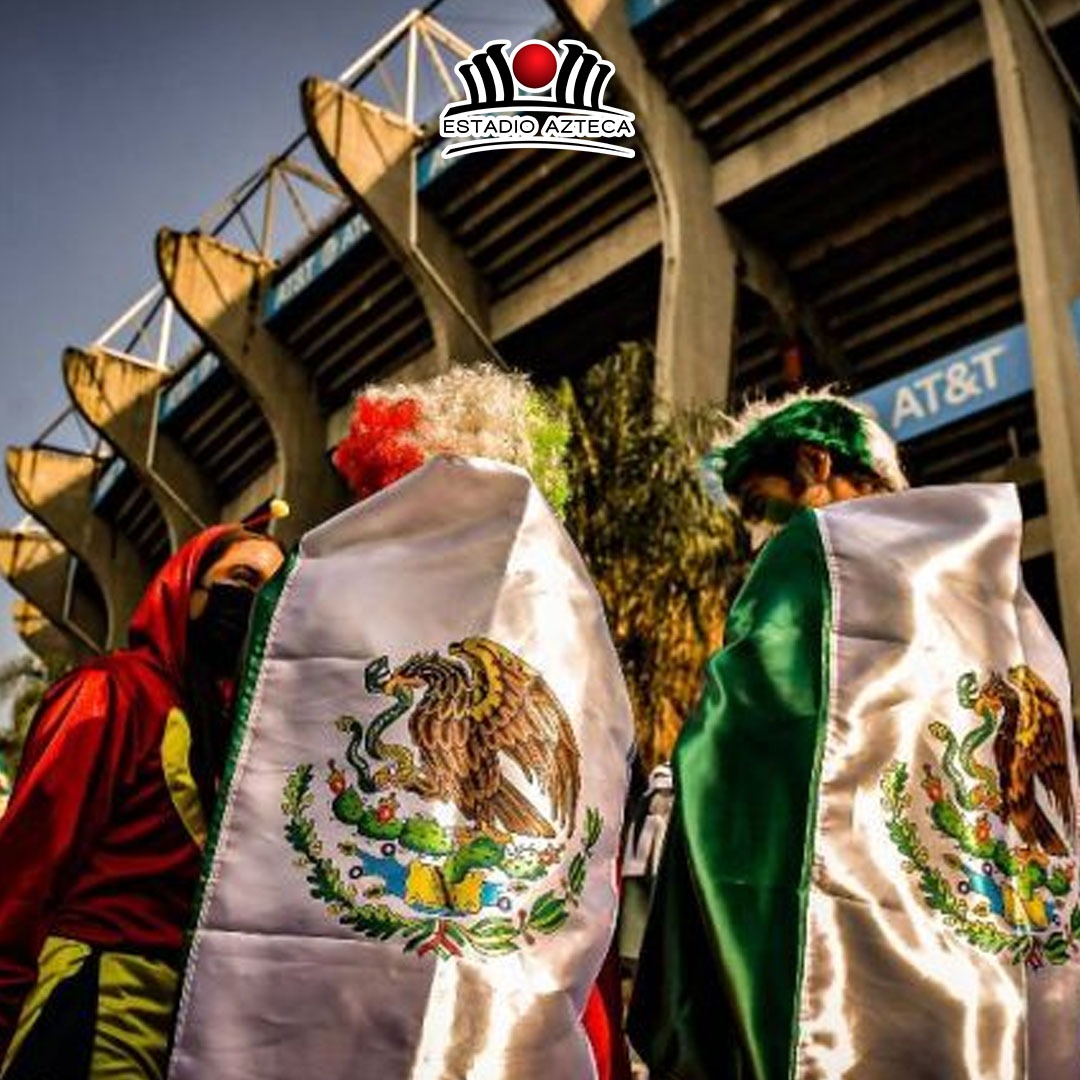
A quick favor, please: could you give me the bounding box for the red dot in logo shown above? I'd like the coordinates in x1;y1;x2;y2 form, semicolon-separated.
512;41;558;90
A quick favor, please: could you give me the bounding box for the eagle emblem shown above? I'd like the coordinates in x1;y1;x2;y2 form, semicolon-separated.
282;637;603;959
984;666;1074;856
882;665;1080;969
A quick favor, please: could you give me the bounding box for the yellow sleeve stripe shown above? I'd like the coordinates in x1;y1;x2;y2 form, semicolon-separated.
162;708;208;850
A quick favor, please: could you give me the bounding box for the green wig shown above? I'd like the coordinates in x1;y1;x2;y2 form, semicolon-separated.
703;390;907;500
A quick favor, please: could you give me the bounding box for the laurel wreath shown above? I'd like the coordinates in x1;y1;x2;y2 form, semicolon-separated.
282;763;603;959
881;761;1080;967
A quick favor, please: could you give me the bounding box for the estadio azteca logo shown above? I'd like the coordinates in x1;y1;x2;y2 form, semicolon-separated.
439;39;636;159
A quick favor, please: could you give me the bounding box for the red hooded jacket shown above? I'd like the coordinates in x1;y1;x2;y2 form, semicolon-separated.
0;522;632;1077
0;526;234;1060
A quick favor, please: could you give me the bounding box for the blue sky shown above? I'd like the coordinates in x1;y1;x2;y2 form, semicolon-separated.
0;0;546;665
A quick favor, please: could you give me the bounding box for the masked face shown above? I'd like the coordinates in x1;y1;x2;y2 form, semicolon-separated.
188;538;285;678
189;583;257;677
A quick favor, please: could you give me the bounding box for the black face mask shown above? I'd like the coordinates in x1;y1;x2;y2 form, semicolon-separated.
189;582;257;678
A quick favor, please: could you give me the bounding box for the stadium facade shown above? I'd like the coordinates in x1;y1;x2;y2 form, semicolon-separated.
4;0;1080;707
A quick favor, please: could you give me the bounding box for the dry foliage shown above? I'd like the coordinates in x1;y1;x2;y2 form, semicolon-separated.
559;344;745;769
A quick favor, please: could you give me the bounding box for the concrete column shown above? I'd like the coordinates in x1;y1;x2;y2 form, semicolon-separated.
5;448;149;649
549;0;739;405
0;532;68;633
63;345;220;549
981;0;1080;697
732;226;849;380
11;597;94;663
302;78;495;368
155;230;347;543
0;532;101;656
0;531;69;639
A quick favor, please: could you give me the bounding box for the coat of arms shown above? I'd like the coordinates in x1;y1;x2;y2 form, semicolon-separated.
881;665;1080;968
281;637;603;959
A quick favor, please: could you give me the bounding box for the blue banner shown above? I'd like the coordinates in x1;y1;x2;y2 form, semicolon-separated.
417;143;454;190
627;0;677;26
94;352;224;504
160;353;221;423
263;212;369;320
854;323;1033;442
91;457;126;510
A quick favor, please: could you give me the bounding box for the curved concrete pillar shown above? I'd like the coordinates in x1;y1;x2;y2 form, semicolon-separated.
544;1;738;406
12;598;93;663
302;77;495;367
0;530;103;655
981;0;1080;704
5;447;148;648
155;229;346;543
549;0;739;405
63;346;220;549
730;225;849;381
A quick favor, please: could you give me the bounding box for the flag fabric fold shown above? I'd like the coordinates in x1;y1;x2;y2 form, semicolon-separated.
630;484;1080;1079
169;456;633;1080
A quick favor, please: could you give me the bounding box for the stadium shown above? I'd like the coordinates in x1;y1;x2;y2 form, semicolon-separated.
3;0;1079;711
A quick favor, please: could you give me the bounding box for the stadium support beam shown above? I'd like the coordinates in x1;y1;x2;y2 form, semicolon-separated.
731;226;850;379
4;448;148;650
301;78;495;369
492;1;1080;347
155;230;346;543
63;346;219;550
981;0;1080;699
12;598;93;663
549;0;739;406
0;533;68;632
0;534;100;657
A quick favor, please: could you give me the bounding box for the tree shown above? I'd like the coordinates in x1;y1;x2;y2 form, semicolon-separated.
560;343;746;769
0;651;75;782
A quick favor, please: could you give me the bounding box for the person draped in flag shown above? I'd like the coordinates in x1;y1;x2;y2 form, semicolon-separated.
628;390;1080;1079
331;365;628;1080
0;525;284;1079
168;364;634;1080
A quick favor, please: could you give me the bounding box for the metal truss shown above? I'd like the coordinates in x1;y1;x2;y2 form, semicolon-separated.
27;3;483;465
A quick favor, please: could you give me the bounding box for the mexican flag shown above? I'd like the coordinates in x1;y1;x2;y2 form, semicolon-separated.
168;457;633;1079
630;484;1080;1079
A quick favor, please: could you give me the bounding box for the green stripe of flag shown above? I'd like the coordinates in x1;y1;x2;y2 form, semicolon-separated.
630;509;832;1079
191;548;300;922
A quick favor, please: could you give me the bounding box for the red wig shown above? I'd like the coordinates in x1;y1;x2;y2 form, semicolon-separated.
331;395;426;501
